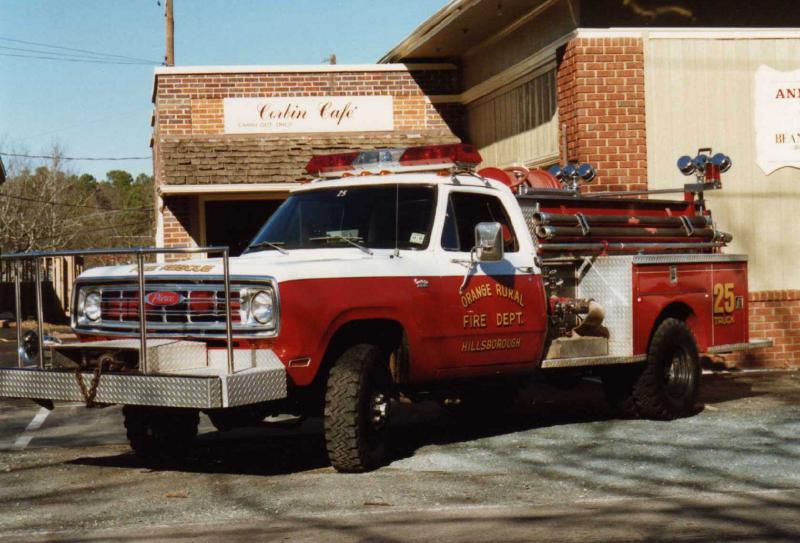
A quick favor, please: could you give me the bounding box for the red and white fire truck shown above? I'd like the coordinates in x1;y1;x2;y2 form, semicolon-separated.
0;143;771;472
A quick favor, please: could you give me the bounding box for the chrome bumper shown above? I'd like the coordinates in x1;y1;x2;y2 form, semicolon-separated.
0;340;288;409
0;365;287;409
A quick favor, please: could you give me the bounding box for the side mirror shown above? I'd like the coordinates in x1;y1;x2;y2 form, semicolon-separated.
474;222;504;262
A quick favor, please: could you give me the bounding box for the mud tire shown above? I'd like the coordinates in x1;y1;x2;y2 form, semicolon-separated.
324;344;392;473
603;318;700;420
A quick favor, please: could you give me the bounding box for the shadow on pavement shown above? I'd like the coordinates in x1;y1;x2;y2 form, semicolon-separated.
2;371;795;542
68;372;774;477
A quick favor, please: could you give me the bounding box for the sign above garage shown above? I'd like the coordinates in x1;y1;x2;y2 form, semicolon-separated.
223;96;394;134
755;65;800;174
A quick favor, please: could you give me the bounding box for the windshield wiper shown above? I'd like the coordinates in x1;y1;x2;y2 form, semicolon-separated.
247;240;289;255
308;235;373;255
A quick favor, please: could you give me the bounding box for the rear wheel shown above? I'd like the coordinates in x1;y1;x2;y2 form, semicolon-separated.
324;344;392;473
123;406;199;462
602;318;700;420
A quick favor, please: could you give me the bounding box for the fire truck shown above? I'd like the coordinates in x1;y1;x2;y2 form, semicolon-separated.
0;143;771;472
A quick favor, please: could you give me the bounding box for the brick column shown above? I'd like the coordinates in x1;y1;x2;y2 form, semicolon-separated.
741;290;800;368
556;37;647;193
162;196;196;260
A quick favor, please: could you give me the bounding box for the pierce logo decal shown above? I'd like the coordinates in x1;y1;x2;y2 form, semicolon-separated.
145;291;183;306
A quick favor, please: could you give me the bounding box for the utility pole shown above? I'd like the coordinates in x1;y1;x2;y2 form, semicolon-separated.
165;0;174;66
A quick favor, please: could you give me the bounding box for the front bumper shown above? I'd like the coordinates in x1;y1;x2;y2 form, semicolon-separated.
0;340;287;409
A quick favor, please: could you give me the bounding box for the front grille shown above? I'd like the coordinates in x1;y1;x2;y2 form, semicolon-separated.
99;285;242;325
74;280;276;338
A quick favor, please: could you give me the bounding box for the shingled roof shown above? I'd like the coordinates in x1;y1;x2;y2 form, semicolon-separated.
158;131;460;186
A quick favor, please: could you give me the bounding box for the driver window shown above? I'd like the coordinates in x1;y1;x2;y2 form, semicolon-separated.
441;192;518;253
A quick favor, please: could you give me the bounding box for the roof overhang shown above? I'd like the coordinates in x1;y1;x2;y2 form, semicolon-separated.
158;183;303;196
380;0;560;63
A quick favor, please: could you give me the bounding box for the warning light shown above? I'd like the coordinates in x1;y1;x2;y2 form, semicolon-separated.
305;144;483;177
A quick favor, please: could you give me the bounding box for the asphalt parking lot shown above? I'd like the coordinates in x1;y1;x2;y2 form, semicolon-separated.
1;334;799;541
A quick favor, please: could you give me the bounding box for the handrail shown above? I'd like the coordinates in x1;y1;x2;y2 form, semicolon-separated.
4;246;234;375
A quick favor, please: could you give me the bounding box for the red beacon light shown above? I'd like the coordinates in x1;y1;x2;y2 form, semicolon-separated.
305;143;483;178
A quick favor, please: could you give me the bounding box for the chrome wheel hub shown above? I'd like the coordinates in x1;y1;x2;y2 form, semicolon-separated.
665;347;692;400
370;392;389;429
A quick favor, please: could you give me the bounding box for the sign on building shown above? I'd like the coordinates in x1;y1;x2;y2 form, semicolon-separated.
224;96;394;134
755;65;800;174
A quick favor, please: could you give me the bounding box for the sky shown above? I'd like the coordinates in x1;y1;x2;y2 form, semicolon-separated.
0;0;445;180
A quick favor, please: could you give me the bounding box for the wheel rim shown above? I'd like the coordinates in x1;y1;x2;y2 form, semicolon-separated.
370;392;389;430
664;346;693;400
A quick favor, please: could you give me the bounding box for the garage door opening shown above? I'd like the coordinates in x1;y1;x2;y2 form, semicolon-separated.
204;199;284;256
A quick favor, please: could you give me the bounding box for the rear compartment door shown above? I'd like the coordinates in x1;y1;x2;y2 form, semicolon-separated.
632;256;749;354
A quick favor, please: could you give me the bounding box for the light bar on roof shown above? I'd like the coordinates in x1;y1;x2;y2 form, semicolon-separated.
305;143;483;177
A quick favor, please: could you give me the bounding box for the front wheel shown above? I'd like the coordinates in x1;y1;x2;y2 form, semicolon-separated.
603;318;700;420
324;344;392;473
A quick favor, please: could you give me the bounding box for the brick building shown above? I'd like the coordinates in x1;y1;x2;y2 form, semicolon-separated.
151;64;462;255
150;0;800;366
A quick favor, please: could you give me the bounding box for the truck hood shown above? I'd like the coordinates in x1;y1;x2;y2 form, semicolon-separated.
77;248;400;284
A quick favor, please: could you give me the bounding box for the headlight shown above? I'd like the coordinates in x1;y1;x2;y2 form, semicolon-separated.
250;290;274;324
83;290;102;322
240;287;276;327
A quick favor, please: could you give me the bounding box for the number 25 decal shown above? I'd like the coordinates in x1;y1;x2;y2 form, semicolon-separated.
713;282;736;315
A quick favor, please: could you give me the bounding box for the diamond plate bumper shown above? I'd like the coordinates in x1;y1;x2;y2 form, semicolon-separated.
0;352;287;409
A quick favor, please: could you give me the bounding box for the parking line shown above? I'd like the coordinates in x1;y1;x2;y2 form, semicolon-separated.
12;407;50;451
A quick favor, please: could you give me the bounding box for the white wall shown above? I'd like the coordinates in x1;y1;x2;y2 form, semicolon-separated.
644;32;800;291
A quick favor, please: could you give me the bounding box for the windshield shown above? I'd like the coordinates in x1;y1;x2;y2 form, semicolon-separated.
245;184;437;252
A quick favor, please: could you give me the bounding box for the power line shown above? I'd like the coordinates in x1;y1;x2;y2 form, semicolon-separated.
0;193;152;212
0;36;161;64
0;45;155;65
0;52;154;66
80;207;153;219
0;152;150;161
87;222;150;233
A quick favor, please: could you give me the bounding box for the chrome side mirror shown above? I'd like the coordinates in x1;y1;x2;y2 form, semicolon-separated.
474;222;504;262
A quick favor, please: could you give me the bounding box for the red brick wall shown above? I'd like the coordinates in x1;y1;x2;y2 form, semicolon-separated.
740;290;800;368
154;69;462;138
556;37;647;193
162;196;194;260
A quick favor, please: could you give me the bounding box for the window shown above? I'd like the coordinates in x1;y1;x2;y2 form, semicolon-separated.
246;185;436;252
205;199;283;256
441;192;518;253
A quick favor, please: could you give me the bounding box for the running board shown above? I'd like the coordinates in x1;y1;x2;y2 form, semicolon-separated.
706;338;773;354
541;354;646;369
542;338;773;369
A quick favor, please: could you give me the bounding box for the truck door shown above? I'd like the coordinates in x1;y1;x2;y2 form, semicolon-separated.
435;189;547;376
